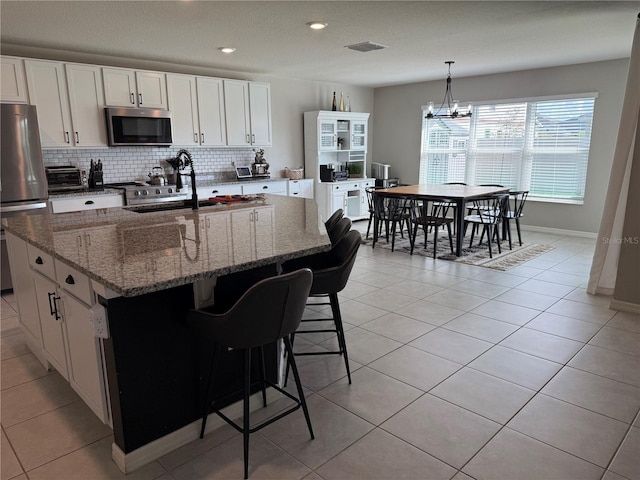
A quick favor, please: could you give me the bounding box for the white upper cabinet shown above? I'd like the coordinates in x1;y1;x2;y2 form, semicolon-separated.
224;80;271;147
196;77;226;146
1;56;28;103
103;67;167;109
24;59;73;147
167;74;227;146
166;74;199;145
65;63;108;147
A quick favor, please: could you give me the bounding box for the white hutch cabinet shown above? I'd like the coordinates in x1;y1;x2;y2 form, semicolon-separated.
304;110;371;222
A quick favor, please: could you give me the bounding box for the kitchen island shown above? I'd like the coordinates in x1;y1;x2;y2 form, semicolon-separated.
2;194;330;472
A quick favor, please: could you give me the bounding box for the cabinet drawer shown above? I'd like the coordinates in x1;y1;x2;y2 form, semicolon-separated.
27;243;56;280
359;180;374;188
331;182;364;192
197;184;242;198
55;259;93;306
50;194;124;214
242;181;287;195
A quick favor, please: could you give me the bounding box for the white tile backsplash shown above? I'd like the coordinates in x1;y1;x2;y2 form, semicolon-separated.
42;147;255;184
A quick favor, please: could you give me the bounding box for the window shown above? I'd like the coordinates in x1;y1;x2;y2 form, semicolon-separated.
419;95;596;203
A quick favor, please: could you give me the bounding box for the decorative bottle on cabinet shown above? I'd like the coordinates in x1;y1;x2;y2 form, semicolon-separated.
339;92;345;111
332;92;337;111
347;96;351;112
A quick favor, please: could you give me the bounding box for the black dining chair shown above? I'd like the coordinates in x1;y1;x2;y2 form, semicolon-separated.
371;193;411;251
282;229;362;385
463;193;509;258
187;268;315;479
503;190;529;248
410;198;455;257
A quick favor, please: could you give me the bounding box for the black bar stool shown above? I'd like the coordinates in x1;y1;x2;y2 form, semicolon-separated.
324;208;344;232
187;268;315;479
282;229;362;385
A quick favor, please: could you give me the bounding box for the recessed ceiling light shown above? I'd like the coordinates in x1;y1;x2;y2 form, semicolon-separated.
218;47;236;54
306;21;328;30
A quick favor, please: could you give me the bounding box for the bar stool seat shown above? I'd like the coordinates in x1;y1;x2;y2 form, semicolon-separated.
187;268;314;479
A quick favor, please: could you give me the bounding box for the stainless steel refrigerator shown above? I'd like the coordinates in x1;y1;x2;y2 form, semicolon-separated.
1;103;49;291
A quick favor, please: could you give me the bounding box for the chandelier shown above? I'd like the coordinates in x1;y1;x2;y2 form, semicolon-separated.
425;61;472;119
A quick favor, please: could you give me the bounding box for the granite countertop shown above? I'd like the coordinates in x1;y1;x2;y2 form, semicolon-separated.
3;195;330;298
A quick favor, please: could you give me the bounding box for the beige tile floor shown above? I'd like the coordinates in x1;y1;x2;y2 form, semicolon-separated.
1;222;639;480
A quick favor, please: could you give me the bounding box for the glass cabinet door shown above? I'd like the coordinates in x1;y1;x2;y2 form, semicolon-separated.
319;120;336;150
351;121;367;149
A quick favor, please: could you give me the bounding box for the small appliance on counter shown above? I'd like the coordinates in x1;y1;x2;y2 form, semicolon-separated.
148;167;167;186
251;149;270;178
370;162;399;187
88;159;103;189
320;164;349;182
46;166;88;192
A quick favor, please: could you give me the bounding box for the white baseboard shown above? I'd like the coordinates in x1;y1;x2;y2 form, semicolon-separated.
520;225;597;239
111;388;282;474
609;299;640;315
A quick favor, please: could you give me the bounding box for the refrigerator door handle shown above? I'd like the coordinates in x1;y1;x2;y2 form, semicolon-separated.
1;202;48;212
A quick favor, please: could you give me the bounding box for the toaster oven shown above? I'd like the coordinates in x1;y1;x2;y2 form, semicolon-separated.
46;166;88;192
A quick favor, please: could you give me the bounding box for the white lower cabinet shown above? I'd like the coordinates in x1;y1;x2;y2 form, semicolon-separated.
33;272;69;379
242;180;287;196
49;193;124;214
317;179;373;222
231;206;274;263
7;235;110;424
196;183;242;199
287;179;314;199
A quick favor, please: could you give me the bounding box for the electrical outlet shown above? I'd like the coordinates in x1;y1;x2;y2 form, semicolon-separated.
90;304;109;339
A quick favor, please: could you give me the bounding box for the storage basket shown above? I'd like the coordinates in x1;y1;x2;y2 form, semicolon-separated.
285;167;304;180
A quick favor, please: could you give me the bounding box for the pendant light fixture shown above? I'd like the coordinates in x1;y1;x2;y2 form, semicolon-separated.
425;61;472;119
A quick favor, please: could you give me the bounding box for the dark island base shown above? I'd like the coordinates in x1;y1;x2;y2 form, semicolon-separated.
100;264;280;454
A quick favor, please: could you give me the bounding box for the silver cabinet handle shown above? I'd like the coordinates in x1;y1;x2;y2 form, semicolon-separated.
246;134;250;143
194;133;198;143
201;132;205;143
138;93;143;105
252;134;255;143
130;93;135;104
65;132;70;143
255;211;259;221
75;132;79;144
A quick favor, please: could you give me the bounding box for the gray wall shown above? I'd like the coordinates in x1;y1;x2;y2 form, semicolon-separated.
372;59;630;234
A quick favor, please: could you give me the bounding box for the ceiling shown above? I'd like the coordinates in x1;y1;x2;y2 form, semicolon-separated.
1;1;638;88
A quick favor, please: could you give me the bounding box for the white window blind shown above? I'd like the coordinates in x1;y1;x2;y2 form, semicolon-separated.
419;95;596;202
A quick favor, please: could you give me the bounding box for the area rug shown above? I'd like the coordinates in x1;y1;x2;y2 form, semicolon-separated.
362;232;554;271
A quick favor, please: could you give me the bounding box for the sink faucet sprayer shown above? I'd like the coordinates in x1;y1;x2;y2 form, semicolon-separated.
174;149;198;210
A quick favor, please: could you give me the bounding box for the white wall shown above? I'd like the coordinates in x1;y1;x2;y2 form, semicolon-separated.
372;59;629;234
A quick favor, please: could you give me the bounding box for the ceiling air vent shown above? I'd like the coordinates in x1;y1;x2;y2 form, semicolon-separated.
345;41;388;53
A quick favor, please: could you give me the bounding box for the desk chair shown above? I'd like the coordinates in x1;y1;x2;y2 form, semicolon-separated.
187;269;315;479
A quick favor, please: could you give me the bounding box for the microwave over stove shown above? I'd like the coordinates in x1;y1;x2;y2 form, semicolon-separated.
105;107;172;146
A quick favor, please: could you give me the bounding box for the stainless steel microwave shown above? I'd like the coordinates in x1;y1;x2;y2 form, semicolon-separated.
105;107;172;146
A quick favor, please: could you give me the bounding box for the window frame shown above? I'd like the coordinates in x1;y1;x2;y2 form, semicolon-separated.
419;92;598;204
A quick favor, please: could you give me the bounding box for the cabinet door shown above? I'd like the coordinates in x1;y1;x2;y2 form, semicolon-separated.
1;56;28;103
253;206;274;259
197;77;226;146
5;233;42;349
24;60;72;147
135;71;167;109
61;292;109;423
332;190;347;215
231;209;255;263
65;64;108;147
203;213;232;269
224;80;251;146
318;120;337;151
33;273;68;379
351;120;367;150
102;67;136;107
167;74;199;145
248;82;272;146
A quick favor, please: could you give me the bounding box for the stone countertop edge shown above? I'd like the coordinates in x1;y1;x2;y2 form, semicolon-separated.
49;188;125;198
2;197;330;298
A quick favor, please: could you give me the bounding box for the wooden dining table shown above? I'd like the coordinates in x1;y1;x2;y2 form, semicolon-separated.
374;184;510;256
